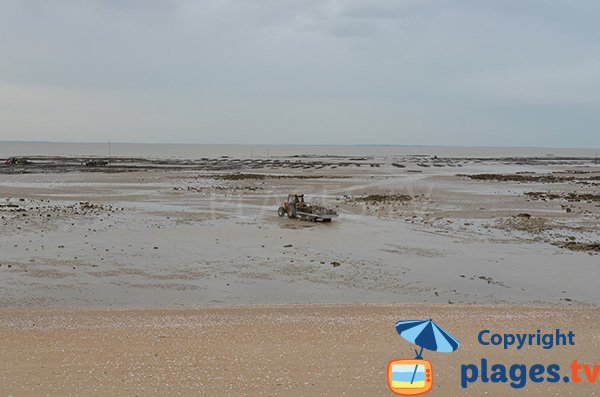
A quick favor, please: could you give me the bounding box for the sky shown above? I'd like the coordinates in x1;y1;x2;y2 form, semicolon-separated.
1;0;599;147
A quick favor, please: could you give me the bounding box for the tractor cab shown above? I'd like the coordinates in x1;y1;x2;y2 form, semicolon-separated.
280;193;306;218
285;193;305;207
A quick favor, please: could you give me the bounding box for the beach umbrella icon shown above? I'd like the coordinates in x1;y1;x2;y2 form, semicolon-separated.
396;319;460;357
395;319;460;385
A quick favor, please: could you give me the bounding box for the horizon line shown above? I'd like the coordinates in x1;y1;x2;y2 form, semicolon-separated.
1;140;598;151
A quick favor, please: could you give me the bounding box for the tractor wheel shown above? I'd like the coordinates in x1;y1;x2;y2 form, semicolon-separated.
287;206;297;218
277;207;285;217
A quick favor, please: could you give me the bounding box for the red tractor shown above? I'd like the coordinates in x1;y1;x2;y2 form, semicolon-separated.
277;193;338;222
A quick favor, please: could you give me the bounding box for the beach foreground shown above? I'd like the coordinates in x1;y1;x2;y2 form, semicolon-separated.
1;304;598;396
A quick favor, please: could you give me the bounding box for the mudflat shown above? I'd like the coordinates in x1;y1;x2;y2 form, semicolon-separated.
1;155;598;306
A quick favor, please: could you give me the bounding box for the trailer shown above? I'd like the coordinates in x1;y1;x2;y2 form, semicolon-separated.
277;193;338;222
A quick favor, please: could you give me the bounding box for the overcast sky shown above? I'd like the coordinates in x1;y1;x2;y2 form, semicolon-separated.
1;1;599;147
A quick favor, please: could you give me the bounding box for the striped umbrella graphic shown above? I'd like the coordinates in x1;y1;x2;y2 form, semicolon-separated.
395;319;460;384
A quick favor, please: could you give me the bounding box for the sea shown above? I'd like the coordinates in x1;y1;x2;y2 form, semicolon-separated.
0;141;598;159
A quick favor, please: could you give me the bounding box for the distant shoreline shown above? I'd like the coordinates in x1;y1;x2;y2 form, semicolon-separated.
2;140;599;149
1;141;598;159
1;154;598;176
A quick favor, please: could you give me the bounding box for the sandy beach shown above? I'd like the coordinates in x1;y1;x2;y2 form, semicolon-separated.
1;152;599;396
1;304;599;396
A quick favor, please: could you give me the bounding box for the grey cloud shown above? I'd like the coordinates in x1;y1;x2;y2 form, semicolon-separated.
0;0;599;147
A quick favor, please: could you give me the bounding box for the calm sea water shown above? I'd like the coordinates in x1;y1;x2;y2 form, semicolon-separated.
0;141;597;159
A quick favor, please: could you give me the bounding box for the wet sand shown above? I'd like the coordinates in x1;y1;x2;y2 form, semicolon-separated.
1;304;599;396
1;155;599;306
